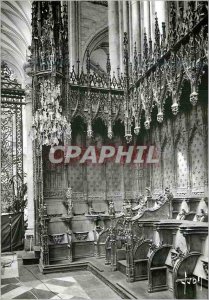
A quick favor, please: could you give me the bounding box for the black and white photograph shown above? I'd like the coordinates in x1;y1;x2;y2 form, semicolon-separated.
1;1;208;299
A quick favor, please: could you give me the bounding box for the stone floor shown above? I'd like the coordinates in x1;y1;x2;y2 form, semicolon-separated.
1;252;173;299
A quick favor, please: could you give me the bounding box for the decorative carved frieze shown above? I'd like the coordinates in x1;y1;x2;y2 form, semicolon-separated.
30;1;208;267
73;231;89;241
49;233;65;245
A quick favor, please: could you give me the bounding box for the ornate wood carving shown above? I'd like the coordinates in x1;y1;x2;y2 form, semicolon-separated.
31;2;207;144
30;2;208;267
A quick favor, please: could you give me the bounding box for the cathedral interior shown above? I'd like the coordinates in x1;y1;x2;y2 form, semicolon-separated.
1;1;208;299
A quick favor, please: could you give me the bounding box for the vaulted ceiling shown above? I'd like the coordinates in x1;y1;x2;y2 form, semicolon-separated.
1;1;32;84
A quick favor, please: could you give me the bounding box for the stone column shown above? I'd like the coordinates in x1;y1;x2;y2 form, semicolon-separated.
128;1;133;62
24;78;34;250
143;1;151;40
68;1;80;72
123;1;129;35
108;1;120;75
150;1;155;41
123;1;129;69
118;1;124;72
140;1;144;53
154;1;167;33
131;1;141;54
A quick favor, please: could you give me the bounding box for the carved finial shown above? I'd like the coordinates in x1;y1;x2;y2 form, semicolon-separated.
162;22;166;40
154;13;160;60
138;52;141;65
86;48;90;74
143;31;148;62
149;38;153;58
123;32;128;46
197;1;208;21
106;53;111;74
161;22;167;54
123;32;129;77
62;3;68;31
133;42;138;73
117;66;120;79
169;2;177;47
77;58;80;78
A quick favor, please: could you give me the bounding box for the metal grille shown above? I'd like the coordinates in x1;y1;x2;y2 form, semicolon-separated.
1;62;25;212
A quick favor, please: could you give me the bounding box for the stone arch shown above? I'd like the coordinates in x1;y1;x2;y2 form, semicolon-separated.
82;27;109;73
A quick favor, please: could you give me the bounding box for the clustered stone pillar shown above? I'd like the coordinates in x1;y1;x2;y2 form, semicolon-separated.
123;1;129;36
154;1;167;33
142;1;167;42
108;1;120;76
131;1;141;53
68;1;80;72
143;1;151;40
118;1;124;72
106;1;167;72
122;1;129;71
24;78;35;250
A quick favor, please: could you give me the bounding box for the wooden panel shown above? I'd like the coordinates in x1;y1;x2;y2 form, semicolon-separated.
72;241;95;258
149;267;168;292
135;259;149;281
49;244;71;262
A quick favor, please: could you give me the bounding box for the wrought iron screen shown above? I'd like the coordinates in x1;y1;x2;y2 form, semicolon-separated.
1;62;25;212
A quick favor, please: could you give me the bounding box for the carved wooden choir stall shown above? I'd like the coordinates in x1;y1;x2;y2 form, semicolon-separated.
27;1;208;299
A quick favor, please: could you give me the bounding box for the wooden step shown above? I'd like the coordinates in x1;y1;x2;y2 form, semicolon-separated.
33;246;41;259
22;252;39;265
117;259;127;275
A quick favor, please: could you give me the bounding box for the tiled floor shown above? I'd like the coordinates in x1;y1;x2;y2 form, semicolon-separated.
1;254;120;299
1;254;19;279
1;252;207;299
1;252;174;299
1;275;91;299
